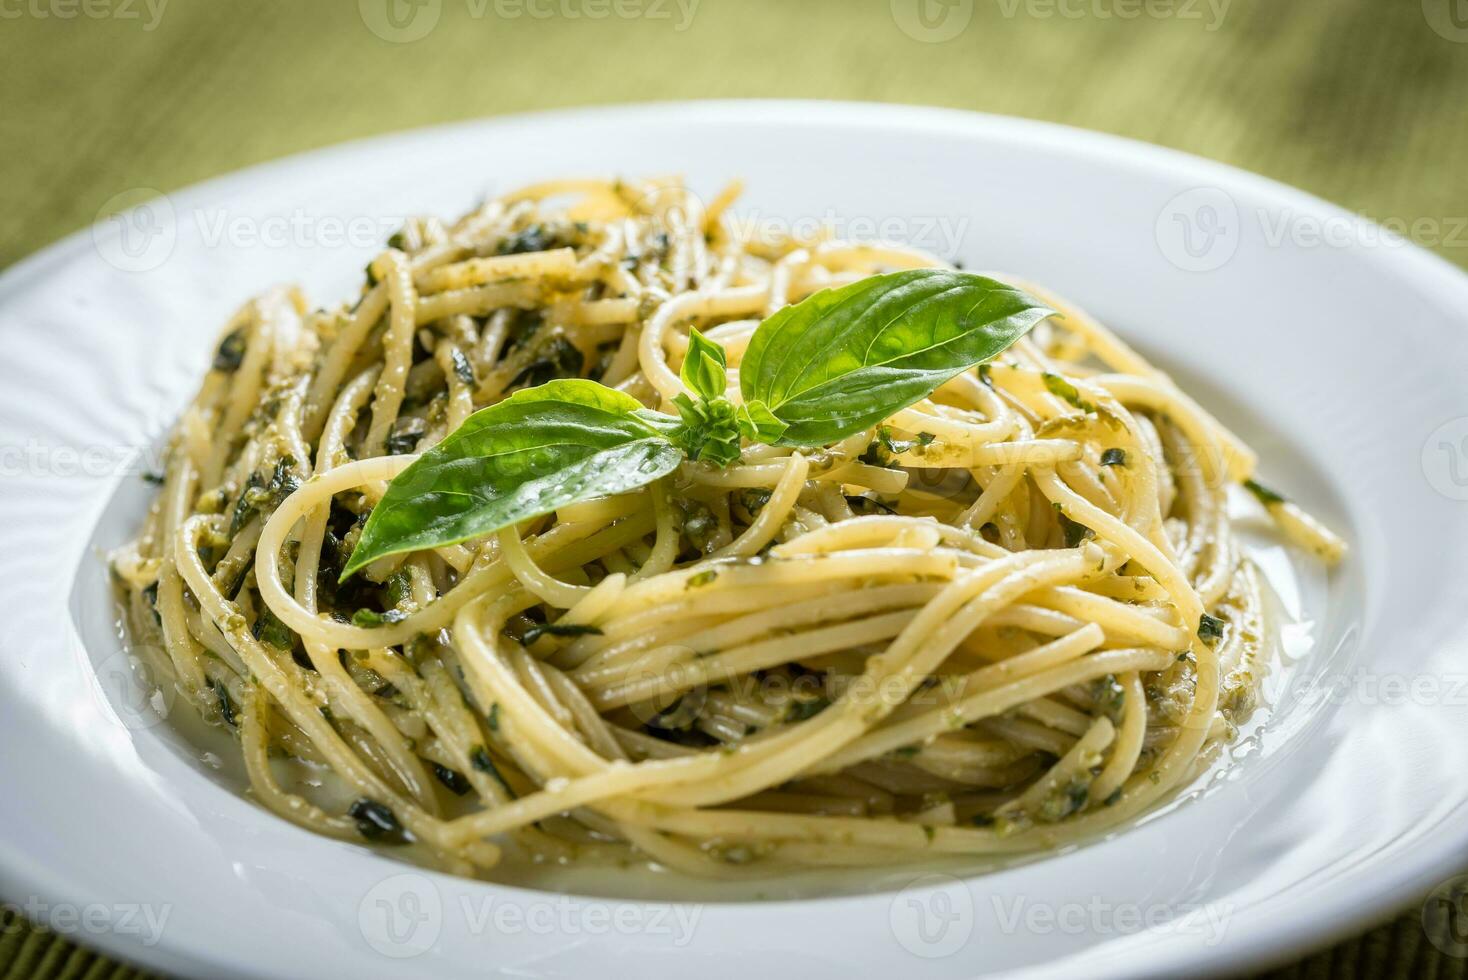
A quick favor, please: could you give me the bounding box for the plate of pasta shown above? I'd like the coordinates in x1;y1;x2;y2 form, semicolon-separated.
2;102;1466;979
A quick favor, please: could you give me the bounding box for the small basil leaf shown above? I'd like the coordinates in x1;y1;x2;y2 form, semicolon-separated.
740;269;1051;446
735;399;788;444
342;380;682;579
681;327;728;403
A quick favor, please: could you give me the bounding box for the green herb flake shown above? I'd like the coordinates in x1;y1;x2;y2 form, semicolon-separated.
1243;478;1287;506
686;570;719;589
1198;612;1227;644
1100;448;1127;467
1057;510;1094;548
521;622;604;646
352;608;408;628
209;679;237;728
1043;373;1096;414
450;348;477;387
1091;674;1125;723
251;605;296;651
786;697;829;722
432;763;472;796
385;416;427;456
212;330;247;373
348;798;407;843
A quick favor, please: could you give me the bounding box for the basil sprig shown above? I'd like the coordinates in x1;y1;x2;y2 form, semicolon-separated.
342;269;1048;580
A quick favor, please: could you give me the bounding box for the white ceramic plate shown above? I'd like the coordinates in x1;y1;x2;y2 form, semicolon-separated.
3;101;1467;980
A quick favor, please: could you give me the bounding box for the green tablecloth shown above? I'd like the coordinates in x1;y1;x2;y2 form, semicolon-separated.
2;1;1464;976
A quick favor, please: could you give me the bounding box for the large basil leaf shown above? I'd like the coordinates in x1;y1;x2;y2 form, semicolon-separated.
342;380;681;578
739;269;1052;446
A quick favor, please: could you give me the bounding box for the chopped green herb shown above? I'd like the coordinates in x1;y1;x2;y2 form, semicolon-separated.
432;763;472;796
469;745;495;773
209;679;236;728
786;697;829;722
1100;448;1127;467
348;798;407;843
686;570;718;589
352;608;408;628
266;456;301;506
1043;372;1095;413
520;622;604;646
212;329;247;372
647;694;702;732
141;470;165;485
386;416;427;456
1243;478;1286;506
383;568;413;610
1103;788;1123;807
497;223;555;255
251;605;295;651
1198;612;1226;644
450;348;477;387
1056;510;1093;548
1037;779;1090;822
511;336;584;390
228;472;265;537
677;498;719;551
1091;674;1125;722
487;702;501;732
737;487;772;516
141;581;160;623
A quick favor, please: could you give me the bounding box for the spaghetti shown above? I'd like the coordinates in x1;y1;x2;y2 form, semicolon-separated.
111;176;1345;878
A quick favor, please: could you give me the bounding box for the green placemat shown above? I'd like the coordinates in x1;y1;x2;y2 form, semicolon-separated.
2;0;1464;975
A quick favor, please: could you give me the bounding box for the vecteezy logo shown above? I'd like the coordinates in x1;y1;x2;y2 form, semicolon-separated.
359;0;442;43
889;873;974;958
890;0;974;42
1423;0;1468;42
1423;874;1468;956
1154;186;1240;273
1422;417;1468;501
358;873;443;958
90;646;176;731
92;188;177;273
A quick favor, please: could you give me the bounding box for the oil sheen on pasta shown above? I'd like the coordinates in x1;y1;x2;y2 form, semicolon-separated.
110;177;1345;881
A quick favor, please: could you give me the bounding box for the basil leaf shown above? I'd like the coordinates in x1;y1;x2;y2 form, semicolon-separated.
342;379;682;579
739;269;1051;446
681;327;728;403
